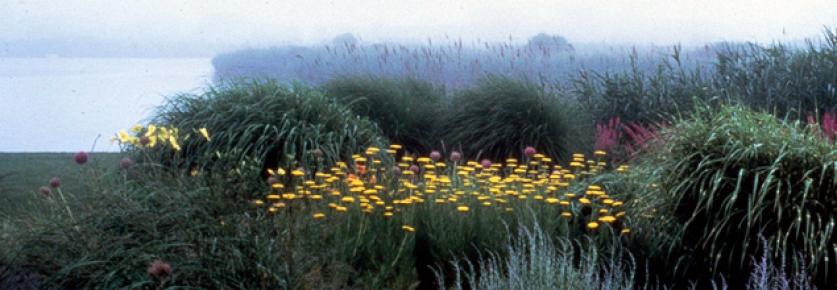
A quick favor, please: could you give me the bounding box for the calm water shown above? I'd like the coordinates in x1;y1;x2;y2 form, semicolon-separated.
0;58;213;152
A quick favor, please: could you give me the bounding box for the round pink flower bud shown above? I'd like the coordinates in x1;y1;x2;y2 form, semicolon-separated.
429;150;442;162
49;177;61;188
39;186;51;197
147;259;172;279
524;146;537;157
120;157;133;169
450;151;462;162
74;151;89;165
409;164;420;174
481;159;492;168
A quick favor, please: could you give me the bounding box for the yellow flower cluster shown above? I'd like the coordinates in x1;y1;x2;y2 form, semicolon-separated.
253;145;631;235
113;124;210;151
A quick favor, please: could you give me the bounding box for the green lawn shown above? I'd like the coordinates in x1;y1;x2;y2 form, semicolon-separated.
0;153;121;217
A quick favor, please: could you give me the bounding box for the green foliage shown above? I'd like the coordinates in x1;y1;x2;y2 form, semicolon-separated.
437;223;637;290
652;105;837;285
0;153;121;217
147;79;386;179
323;75;444;153
442;75;575;161
574;28;836;125
715;28;837;115
572;47;713;124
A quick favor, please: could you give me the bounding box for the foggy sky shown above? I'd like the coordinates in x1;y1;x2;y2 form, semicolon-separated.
1;0;835;57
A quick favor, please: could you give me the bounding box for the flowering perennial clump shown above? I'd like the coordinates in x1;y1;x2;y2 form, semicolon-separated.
252;145;632;235
113;124;211;151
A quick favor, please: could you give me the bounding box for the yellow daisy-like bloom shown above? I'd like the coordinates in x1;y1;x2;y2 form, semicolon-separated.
252;199;265;206
291;170;305;177
561;212;572;218
146;124;157;136
594;150;607;156
389;144;402;150
402;225;416;232
117;130;131;143
599;215;617;223
313;213;326;219
147;135;157;148
159;127;170;141
383;212;394;217
620;228;631;235
587;221;600;229
130;124;144;133
456;206;470;213
169;135;181;151
199;128;211;141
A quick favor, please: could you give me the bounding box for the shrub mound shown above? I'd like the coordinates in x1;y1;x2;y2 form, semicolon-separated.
323;75;444;153
146;80;386;179
653;105;837;286
442;75;574;161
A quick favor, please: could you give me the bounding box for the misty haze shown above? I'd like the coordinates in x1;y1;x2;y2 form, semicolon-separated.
1;1;836;289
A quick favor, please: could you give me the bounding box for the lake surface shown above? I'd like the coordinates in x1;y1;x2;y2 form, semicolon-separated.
0;58;213;152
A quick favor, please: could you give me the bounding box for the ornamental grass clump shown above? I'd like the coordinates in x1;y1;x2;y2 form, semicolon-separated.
654;105;837;287
442;75;574;161
571;47;712;125
714;28;837;115
436;223;637;290
323;75;445;153
141;80;386;181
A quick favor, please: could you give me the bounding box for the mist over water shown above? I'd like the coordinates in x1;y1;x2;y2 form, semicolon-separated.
0;1;832;152
0;58;212;152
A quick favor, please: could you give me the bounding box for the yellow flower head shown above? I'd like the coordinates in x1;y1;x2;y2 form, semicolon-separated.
166;132;180;151
587;221;600;230
199;128;210;141
313;213;326;219
599;215;617;223
117;130;131;143
401;225;416;232
130;124;143;133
